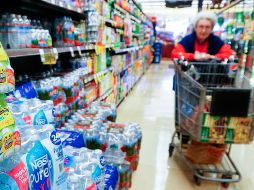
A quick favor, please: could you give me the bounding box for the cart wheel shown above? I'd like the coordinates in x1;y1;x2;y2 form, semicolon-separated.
193;175;201;186
168;145;174;157
221;182;230;188
221;174;232;188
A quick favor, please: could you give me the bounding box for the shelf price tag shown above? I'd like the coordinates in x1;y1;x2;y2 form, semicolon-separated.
69;47;75;57
77;46;82;56
39;49;57;65
52;48;58;59
39;49;45;63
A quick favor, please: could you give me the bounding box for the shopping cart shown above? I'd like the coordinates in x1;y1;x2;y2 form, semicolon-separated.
169;59;254;187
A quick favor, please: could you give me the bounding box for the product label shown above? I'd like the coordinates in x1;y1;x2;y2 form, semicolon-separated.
201;126;209;142
42;132;67;189
50;131;61;146
225;128;234;143
33;110;48;126
202;113;230;128
25;141;53;190
6;68;15;85
0;106;15;130
0;42;8;61
92;165;103;187
100;156;106;167
86;182;97;190
7;161;29;190
13;131;21;152
23;115;32;124
0;65;7;84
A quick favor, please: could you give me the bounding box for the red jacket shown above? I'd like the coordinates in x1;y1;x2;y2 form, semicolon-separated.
171;39;234;61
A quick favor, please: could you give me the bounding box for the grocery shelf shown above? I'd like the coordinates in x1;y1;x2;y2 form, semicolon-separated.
98;88;114;101
84;67;113;84
114;4;129;15
130;15;141;23
131;0;151;22
1;0;85;20
114;4;141;23
6;45;96;58
6;45;144;58
117;59;142;75
216;0;244;15
104;18;116;26
114;45;143;54
116;74;142;107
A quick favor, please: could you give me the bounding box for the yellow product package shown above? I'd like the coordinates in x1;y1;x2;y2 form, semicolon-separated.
0;94;21;161
0;42;15;93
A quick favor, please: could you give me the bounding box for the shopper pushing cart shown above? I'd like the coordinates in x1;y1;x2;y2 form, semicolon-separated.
170;11;254;187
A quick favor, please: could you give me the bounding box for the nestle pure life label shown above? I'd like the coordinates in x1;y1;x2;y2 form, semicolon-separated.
22;141;54;190
41;130;67;189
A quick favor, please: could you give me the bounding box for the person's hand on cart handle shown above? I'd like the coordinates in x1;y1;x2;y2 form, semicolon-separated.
194;51;217;61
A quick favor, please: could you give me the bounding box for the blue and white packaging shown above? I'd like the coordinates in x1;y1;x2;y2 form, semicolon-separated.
104;164;119;190
40;126;67;189
15;81;38;99
21;140;54;190
56;130;85;148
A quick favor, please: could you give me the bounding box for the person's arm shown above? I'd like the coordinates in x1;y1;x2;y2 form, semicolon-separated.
215;44;235;60
171;44;195;61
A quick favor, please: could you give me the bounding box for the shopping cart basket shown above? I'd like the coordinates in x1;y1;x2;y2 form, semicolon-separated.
169;59;254;187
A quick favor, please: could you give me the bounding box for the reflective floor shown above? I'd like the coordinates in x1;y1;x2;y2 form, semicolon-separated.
117;61;254;190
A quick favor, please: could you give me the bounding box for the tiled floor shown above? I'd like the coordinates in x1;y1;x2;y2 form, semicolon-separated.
117;61;254;190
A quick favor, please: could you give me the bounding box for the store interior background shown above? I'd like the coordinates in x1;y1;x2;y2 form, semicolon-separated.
141;0;254;62
0;0;253;189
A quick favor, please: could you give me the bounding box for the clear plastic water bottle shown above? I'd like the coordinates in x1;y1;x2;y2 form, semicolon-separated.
22;16;32;48
67;173;83;190
80;169;97;190
17;15;25;48
7;14;19;49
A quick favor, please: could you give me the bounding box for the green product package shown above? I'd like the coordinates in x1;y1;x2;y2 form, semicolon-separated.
106;51;112;67
201;126;210;142
225;128;234;144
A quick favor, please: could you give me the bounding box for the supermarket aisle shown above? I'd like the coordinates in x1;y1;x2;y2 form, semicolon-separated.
117;61;254;190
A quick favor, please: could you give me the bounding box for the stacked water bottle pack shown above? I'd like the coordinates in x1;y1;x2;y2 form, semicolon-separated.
57;101;142;190
0;97;142;189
